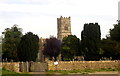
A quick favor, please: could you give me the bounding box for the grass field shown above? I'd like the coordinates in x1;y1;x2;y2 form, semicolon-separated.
46;68;119;74
2;67;32;76
2;67;119;76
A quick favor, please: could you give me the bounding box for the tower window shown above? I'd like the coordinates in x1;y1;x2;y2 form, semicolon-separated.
64;26;68;31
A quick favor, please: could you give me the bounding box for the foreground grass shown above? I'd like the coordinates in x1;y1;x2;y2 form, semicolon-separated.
2;67;32;76
46;68;119;75
2;67;119;76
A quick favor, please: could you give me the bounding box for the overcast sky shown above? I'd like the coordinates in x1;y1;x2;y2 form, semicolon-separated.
0;0;119;39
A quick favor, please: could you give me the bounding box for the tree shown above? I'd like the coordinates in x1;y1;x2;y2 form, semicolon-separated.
115;42;120;59
81;23;101;60
17;32;39;62
110;22;120;41
100;39;118;60
2;24;22;61
43;37;61;61
108;21;120;59
61;35;81;61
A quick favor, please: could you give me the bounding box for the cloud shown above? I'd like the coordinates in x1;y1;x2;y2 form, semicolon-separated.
0;0;51;5
0;0;119;38
0;0;118;16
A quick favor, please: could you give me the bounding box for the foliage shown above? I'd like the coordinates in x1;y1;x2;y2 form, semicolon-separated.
110;22;120;42
100;39;120;59
115;42;120;59
17;32;39;62
81;23;101;60
2;24;22;61
61;35;81;61
106;21;120;60
43;37;61;61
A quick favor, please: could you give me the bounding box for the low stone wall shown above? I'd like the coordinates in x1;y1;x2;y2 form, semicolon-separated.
1;61;120;72
2;62;48;72
2;62;20;72
48;60;120;70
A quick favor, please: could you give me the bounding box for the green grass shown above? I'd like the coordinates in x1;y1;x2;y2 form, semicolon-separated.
2;67;32;76
100;68;119;71
46;68;119;74
2;67;119;76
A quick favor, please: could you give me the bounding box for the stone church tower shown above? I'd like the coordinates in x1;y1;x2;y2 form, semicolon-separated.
57;16;72;41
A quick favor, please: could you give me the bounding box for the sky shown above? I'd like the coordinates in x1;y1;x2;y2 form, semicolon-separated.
0;0;119;39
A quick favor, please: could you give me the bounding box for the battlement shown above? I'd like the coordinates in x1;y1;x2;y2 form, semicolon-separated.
59;16;70;19
57;16;71;22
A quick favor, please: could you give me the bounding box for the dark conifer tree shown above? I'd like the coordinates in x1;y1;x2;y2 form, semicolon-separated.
81;23;101;60
18;32;39;62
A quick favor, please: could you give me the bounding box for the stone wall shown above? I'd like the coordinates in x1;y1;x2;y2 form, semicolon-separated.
48;61;119;70
2;62;47;72
1;61;120;72
2;62;20;72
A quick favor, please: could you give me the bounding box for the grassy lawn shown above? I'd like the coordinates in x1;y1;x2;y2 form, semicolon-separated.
2;67;32;76
46;68;119;75
2;67;119;76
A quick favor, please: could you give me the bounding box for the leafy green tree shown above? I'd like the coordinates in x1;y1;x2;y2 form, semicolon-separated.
17;32;39;62
81;23;101;60
61;35;81;61
100;39;119;60
115;42;120;59
110;22;120;41
108;21;120;59
43;37;61;61
2;25;22;61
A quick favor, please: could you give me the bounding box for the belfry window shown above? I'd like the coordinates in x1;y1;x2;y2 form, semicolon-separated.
64;26;68;31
